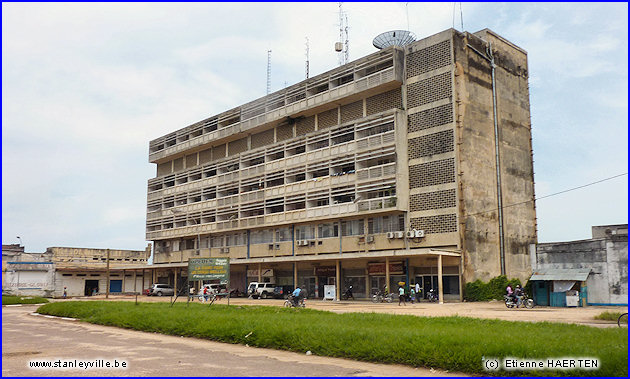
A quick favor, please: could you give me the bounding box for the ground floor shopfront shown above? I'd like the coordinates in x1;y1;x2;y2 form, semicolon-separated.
124;248;463;303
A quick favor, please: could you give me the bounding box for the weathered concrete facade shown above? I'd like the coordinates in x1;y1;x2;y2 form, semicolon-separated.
535;224;628;305
3;247;55;297
2;245;151;298
145;28;536;298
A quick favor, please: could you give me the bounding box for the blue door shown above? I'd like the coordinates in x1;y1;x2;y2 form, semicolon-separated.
109;280;122;293
533;281;549;306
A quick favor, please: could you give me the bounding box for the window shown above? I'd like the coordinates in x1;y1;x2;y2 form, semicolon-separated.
368;215;405;233
276;228;292;242
295;225;315;240
318;223;339;238
250;229;274;244
341;219;364;236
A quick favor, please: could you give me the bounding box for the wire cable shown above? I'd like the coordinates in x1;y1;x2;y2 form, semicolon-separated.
464;172;628;217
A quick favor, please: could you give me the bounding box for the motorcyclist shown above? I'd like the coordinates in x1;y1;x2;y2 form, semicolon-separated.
292;286;302;306
514;284;524;307
344;285;354;300
506;284;516;305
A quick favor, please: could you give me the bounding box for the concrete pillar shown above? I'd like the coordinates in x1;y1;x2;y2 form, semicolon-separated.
385;257;390;294
133;270;137;294
458;256;464;302
336;260;340;301
122;270;126;293
438;254;444;304
174;268;178;295
152;269;156;284
293;262;298;289
258;263;262;283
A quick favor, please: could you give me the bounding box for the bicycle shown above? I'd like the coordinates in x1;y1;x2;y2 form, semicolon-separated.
617;312;628;327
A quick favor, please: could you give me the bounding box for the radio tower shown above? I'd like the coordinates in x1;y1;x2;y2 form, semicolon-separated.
336;3;349;66
266;50;272;95
305;37;310;79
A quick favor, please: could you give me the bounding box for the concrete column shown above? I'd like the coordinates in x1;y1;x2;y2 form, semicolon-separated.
293;262;298;289
152;269;156;285
122;270;126;293
335;260;341;301
258;263;262;283
174;268;178;295
438;254;444;304
133;270;137;294
385;257;390;294
458;256;464;302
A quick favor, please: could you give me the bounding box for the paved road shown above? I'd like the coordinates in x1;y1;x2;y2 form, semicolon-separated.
2;305;457;377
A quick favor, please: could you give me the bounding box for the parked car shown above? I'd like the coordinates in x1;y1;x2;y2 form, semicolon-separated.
197;284;227;296
272;285;294;299
248;282;276;299
148;284;174;297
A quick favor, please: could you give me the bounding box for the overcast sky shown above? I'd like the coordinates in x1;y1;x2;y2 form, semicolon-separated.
2;2;627;253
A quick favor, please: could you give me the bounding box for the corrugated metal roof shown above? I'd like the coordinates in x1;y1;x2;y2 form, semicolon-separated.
529;268;591;281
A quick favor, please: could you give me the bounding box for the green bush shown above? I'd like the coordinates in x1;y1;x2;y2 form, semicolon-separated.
464;275;522;301
36;301;628;377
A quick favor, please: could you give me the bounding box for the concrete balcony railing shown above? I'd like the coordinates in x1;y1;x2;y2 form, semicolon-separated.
149;64;402;163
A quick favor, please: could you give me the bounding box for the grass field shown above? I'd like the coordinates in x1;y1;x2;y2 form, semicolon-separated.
37;301;627;376
2;295;49;305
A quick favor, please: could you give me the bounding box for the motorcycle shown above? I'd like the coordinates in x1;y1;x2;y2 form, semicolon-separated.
504;294;534;309
284;294;306;308
427;288;439;302
341;286;354;300
372;287;394;303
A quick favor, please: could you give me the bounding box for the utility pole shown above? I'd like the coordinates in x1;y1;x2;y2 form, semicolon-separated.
106;248;110;299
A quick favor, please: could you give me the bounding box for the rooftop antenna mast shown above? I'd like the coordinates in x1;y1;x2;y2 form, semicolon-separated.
305;37;310;79
335;2;349;66
343;11;349;64
452;2;464;30
266;49;272;95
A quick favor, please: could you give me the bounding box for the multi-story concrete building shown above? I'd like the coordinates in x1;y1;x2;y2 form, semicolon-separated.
145;28;537;301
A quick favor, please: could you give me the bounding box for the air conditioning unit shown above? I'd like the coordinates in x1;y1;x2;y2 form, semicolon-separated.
386;232;395;239
415;229;425;238
220;247;230;254
268;244;275;250
274;244;280;250
405;231;415;238
308;240;316;246
394;231;404;239
366;235;375;243
297;240;308;246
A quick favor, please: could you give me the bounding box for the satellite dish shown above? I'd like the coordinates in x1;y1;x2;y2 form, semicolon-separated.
373;30;417;49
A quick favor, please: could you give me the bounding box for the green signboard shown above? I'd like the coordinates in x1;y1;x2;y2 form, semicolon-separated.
188;258;230;284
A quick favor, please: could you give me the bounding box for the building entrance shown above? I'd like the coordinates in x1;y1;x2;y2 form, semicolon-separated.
370;276;386;295
84;280;99;296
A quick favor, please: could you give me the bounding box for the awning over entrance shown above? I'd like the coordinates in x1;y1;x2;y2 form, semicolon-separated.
529;268;590;281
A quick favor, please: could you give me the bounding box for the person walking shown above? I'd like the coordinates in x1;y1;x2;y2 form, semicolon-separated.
398;286;406;306
409;287;415;304
415;282;421;302
63;287;67;299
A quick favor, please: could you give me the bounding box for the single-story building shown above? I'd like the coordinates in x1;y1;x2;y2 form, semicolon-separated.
530;224;627;306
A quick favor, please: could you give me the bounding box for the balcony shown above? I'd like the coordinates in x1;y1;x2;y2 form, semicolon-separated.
148;48;403;163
